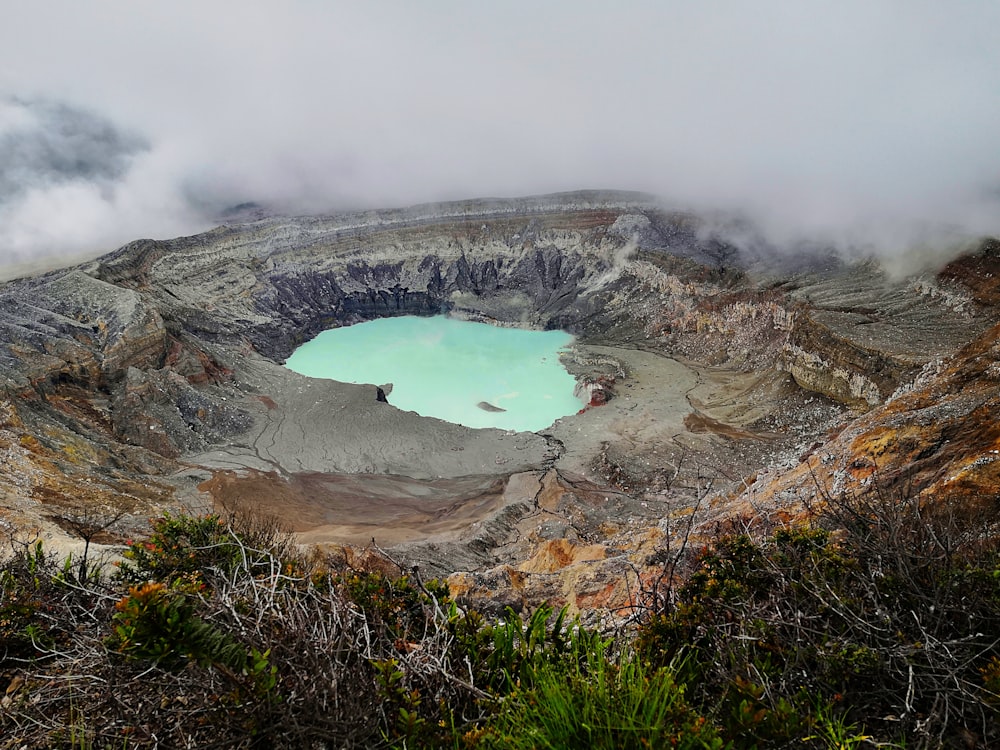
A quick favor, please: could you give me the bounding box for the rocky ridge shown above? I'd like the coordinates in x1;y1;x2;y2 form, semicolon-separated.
0;190;996;618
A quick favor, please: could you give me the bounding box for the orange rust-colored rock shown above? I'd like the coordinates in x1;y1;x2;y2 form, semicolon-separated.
938;238;1000;307
518;539;608;574
574;581;622;612
0;395;174;550
736;320;1000;515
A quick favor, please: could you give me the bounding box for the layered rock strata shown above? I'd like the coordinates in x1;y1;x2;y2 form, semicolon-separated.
0;190;995;617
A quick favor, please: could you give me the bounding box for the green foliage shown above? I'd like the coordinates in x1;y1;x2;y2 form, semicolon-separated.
116;510;292;589
478;604;605;694
368;600;619;748
802;698;875;750
373;657;430;746
109;581;248;673
0;567;40;655
117;513;246;586
107;577;281;707
711;675;807;748
981;655;1000;707
473;646;726;750
0;540;64;660
636;493;1000;748
634;526;882;746
245;646;279;699
337;570;430;638
4;496;993;748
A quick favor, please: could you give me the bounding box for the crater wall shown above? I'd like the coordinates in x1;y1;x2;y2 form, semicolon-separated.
0;190;996;602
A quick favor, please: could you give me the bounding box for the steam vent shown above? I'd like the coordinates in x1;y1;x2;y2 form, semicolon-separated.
3;190;1000;615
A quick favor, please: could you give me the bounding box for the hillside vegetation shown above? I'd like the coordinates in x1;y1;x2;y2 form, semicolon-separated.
2;483;998;749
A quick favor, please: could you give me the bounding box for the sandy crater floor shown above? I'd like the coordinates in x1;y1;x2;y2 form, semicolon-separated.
182;343;796;551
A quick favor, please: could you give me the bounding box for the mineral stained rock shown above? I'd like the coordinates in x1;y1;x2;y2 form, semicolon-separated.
0;189;997;618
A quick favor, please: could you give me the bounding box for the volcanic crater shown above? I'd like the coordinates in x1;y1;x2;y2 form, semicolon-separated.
2;190;998;616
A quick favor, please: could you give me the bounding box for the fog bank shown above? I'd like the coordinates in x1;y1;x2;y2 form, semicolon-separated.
1;1;998;272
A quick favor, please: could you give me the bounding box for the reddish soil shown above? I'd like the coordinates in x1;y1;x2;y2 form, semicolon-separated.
199;469;508;546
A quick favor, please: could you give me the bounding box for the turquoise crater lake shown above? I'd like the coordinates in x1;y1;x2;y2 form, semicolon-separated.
284;316;584;431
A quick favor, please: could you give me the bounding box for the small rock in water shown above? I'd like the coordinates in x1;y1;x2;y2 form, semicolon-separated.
477;401;506;413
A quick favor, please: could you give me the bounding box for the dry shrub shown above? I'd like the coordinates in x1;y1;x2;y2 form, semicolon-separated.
635;477;1000;749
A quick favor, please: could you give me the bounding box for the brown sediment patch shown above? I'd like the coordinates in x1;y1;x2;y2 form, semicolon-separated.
536;470;567;512
574;580;622;612
199;469;508;546
684;410;781;441
518;539;608;574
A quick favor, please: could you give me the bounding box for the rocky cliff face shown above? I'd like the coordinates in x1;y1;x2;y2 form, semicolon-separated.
734;317;1000;518
0;190;996;618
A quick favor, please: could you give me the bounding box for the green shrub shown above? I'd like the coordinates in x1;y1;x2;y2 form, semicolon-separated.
476;604;605;694
109;580;249;673
12;496;984;749
473;644;726;750
0;568;40;657
636;486;1000;748
337;570;431;639
0;540;89;662
116;510;291;587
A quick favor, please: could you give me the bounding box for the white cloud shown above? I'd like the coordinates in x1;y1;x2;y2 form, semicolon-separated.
0;0;998;270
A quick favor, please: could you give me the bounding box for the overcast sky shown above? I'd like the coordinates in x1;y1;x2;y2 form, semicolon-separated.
1;1;998;272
